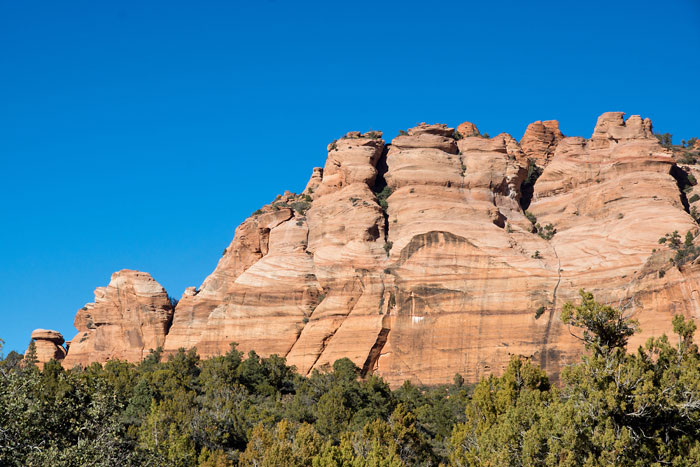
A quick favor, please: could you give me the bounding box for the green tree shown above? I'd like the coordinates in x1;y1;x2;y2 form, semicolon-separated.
560;289;638;356
315;386;352;441
656;132;674;148
450;356;551;466
239;419;322;466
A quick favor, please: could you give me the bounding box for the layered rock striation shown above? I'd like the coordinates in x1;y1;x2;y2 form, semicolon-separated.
61;270;174;367
33;113;700;386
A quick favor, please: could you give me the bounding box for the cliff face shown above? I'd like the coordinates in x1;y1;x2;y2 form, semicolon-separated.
31;113;700;386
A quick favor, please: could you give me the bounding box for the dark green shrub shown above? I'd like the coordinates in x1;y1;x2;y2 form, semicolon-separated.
536;223;556;240
291;201;311;216
655;132;673;149
384;241;393;255
659;231;700;267
375;186;393;211
535;306;546;319
678;152;697;165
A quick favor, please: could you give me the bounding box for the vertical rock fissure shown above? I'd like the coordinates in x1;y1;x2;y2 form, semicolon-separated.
670;164;692;214
519;159;543;210
360;323;390;378
283;290;323;358
372;145;391;243
286;321;308;358
539;243;562;371
291;278;365;374
304;329;339;374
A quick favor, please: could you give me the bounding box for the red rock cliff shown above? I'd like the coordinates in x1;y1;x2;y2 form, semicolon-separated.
33;113;700;386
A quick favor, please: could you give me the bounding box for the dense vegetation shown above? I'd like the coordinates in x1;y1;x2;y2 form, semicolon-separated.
2;291;700;466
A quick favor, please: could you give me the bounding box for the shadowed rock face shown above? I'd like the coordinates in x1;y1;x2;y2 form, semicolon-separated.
40;113;700;387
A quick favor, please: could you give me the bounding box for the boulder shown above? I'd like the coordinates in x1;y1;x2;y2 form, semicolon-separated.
26;329;66;367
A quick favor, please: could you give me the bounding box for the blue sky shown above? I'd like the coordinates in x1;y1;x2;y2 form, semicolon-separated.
1;0;699;355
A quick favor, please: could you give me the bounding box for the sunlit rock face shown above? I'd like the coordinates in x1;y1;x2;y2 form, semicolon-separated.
61;270;174;367
47;113;700;387
26;329;66;368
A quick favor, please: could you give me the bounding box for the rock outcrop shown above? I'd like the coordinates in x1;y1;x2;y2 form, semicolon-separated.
26;329;66;367
61;270;174;367
39;112;700;387
519;120;564;167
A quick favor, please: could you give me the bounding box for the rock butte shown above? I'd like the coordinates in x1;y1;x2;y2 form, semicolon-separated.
28;112;700;387
25;329;66;369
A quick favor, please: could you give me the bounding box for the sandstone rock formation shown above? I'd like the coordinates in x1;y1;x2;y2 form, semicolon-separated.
26;329;66;367
38;112;700;387
519;120;564;167
61;270;174;367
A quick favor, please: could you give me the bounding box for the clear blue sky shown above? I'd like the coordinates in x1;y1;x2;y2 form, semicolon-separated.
2;0;699;355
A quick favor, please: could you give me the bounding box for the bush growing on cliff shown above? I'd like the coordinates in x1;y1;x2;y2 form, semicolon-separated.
534;305;545;319
374;185;393;212
384;241;393;255
524;210;537;225
291;200;311;215
655;132;674;148
659;230;700;267
535;222;556;240
678;152;698;165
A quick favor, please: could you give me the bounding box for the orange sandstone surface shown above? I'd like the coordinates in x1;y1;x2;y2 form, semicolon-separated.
29;113;700;387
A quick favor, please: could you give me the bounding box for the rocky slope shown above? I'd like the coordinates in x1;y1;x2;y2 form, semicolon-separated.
29;113;700;386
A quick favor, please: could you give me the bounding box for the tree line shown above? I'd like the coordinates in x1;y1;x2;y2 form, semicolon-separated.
1;290;699;466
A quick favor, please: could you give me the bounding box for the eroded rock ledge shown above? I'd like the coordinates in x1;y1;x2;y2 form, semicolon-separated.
29;113;700;387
